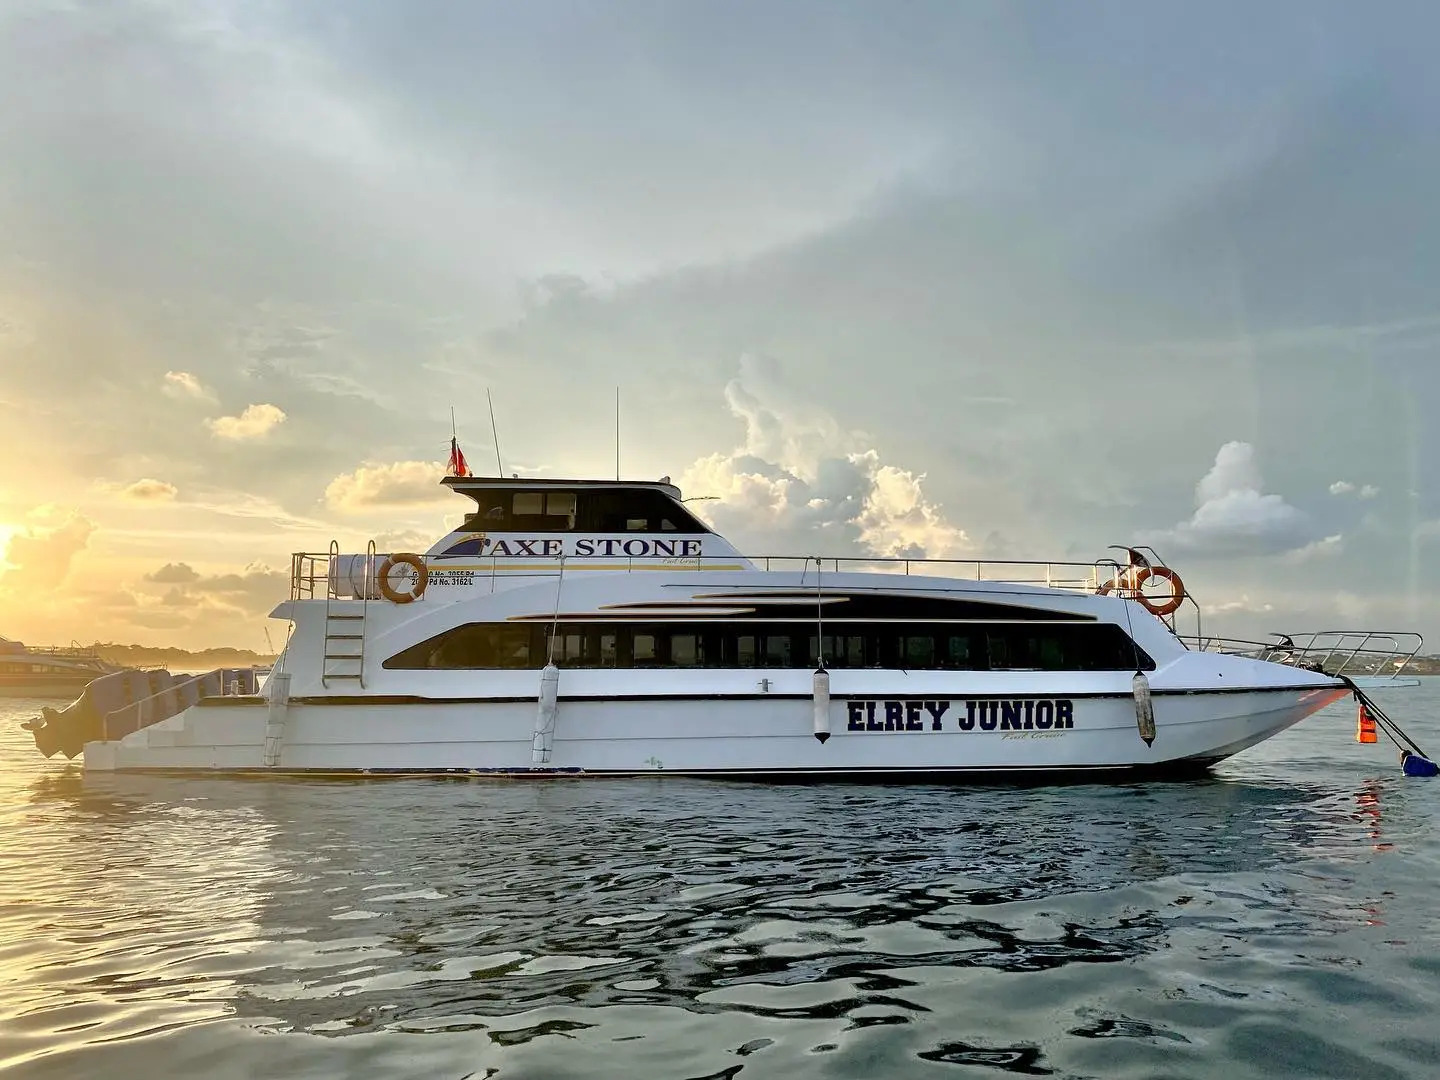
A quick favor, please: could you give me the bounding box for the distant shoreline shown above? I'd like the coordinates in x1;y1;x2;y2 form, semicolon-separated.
86;644;277;669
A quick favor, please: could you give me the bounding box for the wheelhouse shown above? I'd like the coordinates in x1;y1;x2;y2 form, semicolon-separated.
444;478;711;536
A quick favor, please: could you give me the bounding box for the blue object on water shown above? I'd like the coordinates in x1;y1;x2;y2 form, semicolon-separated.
1401;751;1439;777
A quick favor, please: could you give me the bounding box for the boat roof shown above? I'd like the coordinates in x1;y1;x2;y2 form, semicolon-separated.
442;476;683;498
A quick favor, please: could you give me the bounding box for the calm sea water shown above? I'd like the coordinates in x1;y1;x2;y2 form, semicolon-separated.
2;685;1439;1079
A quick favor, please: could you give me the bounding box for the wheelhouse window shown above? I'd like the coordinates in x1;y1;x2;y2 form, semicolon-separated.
459;487;709;533
384;620;1154;672
384;624;534;670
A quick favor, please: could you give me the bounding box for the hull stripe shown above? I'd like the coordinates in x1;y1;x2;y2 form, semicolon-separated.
218;683;1344;708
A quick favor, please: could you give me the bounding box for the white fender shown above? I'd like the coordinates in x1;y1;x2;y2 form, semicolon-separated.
813;667;831;744
1133;670;1156;747
533;663;560;765
263;671;292;767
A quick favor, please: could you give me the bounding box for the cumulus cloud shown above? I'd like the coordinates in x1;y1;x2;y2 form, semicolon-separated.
679;355;970;558
1144;441;1320;557
325;460;449;513
120;477;178;502
1330;480;1381;499
142;561;288;617
146;562;201;585
206;403;287;440
162;370;214;401
0;508;96;596
189;564;289;615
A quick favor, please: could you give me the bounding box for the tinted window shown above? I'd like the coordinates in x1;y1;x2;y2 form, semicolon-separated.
576;490;707;533
459;488;708;533
384;624;533;669
386;621;1152;671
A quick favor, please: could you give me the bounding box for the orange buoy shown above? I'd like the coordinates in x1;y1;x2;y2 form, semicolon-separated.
1356;703;1378;744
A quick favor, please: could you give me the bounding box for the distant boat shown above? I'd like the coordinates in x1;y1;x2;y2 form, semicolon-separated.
0;636;124;698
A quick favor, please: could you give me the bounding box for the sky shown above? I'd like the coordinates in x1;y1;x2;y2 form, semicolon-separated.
2;0;1439;652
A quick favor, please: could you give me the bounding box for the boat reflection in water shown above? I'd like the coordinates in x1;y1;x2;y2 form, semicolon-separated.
10;756;1425;1078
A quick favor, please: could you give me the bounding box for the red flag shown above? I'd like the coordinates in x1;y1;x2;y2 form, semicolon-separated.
448;436;470;477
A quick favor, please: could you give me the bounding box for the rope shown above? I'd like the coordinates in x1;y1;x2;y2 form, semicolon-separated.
1333;672;1431;760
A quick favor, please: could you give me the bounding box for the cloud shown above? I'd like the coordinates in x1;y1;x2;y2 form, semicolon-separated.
1209;594;1276;616
206;403;287;440
184;490;335;533
1144;441;1318;557
372;528;439;552
679;355;970;559
0;509;95;596
120;477;178;502
146;562;201;585
1284;534;1345;563
188;564;289;615
1330;480;1381;499
162;370;214;401
324;460;449;513
142;561;289;617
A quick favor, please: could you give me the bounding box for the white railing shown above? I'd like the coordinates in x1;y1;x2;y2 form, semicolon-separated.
1180;630;1425;680
285;548;1424;677
285;546;1223;641
289;548;1146;599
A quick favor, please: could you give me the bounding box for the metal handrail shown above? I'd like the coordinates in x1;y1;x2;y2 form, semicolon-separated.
287;548;1134;596
1180;630;1425;679
283;546;1431;676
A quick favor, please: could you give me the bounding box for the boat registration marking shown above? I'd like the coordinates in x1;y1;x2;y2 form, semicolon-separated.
429;570;476;586
846;698;1076;733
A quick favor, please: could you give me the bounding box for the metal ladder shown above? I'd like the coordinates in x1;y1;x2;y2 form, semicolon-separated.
321;539;373;689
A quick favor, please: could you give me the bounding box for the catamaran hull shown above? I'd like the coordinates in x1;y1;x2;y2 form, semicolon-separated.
79;684;1347;777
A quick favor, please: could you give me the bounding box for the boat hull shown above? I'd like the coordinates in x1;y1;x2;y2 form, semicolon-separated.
0;675;104;699
79;684;1348;778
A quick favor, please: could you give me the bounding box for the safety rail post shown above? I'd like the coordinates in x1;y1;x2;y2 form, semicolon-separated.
1338;632;1374;677
364;538;376;616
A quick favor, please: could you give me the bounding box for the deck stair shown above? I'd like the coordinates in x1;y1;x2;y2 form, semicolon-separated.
321;539;374;688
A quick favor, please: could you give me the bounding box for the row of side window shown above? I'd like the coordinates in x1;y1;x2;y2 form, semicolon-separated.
383;621;1155;672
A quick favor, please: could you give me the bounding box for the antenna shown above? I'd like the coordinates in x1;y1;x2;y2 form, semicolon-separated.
615;386;620;481
450;405;457;441
486;389;504;477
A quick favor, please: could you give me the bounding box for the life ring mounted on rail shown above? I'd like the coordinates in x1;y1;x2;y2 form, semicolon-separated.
1096;564;1186;617
1096;567;1143;596
377;552;429;604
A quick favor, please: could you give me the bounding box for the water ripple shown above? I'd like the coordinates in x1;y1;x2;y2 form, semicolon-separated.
2;690;1439;1078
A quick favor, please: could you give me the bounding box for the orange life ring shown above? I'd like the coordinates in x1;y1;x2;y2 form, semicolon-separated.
377;552;428;604
1096;567;1143;596
1130;565;1185;617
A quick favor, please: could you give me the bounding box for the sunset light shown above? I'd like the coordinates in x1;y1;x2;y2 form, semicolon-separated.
4;8;1440;1080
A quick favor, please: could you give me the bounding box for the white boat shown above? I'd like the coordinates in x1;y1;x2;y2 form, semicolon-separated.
22;474;1421;778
